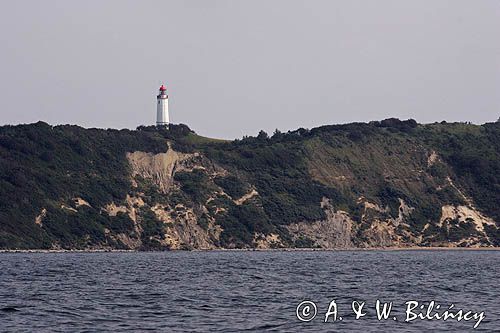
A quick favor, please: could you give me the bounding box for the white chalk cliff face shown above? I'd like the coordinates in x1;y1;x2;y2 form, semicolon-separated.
82;144;498;250
103;144;225;250
286;198;353;248
126;143;198;193
284;197;497;248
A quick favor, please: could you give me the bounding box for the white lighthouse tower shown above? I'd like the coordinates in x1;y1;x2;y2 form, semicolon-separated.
156;84;169;127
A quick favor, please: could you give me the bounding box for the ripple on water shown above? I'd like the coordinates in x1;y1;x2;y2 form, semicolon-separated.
0;250;498;332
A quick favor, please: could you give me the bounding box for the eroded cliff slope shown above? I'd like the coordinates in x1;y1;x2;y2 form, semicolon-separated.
0;120;498;249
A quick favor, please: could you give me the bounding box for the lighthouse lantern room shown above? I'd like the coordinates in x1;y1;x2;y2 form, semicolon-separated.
156;84;169;127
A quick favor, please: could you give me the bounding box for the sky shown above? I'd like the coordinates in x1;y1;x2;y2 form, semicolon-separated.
0;1;499;139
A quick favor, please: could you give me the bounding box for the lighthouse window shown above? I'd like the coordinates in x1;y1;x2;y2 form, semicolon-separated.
158;101;160;104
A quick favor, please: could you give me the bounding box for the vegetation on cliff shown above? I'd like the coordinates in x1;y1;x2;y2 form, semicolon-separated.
0;119;498;249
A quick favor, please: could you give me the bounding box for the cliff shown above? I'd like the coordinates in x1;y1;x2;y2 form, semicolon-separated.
0;119;498;250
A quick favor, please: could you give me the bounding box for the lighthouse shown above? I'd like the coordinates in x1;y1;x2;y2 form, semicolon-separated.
156;84;169;127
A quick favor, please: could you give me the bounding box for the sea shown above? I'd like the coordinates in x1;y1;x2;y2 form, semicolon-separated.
0;250;498;332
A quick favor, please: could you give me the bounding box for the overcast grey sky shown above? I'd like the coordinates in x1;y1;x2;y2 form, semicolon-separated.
0;1;499;139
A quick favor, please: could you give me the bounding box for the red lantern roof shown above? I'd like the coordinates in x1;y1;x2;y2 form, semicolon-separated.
159;85;166;91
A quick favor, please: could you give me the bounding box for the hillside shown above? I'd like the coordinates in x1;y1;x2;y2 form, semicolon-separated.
0;119;498;250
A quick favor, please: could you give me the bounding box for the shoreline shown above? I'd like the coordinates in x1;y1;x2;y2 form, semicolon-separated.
1;246;500;253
